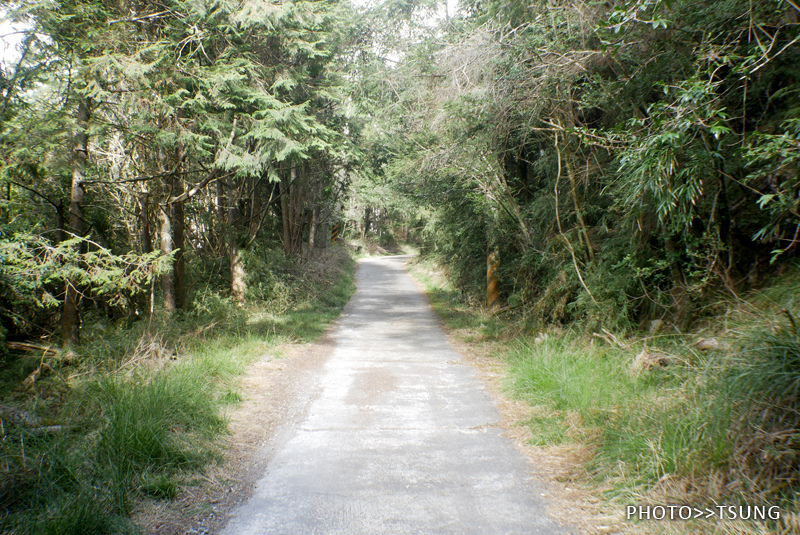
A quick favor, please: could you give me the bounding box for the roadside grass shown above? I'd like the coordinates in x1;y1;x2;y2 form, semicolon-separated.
407;256;800;535
0;247;355;534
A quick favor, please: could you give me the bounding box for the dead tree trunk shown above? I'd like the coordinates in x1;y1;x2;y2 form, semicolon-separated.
159;201;175;313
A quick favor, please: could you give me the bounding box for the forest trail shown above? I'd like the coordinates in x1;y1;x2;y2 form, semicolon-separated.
219;255;567;535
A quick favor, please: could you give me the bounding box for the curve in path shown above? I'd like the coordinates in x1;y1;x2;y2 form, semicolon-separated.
220;255;567;535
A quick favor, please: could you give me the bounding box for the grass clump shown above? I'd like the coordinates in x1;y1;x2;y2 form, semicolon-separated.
724;318;800;496
0;362;229;533
89;372;225;511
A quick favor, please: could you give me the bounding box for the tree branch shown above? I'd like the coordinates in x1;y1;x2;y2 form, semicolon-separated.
168;169;231;204
107;10;176;25
7;181;62;212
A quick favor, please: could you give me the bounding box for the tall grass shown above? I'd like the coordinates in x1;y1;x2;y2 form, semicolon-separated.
507;336;702;488
724;319;800;496
90;372;225;512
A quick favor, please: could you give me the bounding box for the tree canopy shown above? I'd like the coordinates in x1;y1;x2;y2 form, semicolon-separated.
2;0;799;338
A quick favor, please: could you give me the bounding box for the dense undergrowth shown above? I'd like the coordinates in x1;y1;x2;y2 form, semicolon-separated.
0;247;355;534
408;256;800;535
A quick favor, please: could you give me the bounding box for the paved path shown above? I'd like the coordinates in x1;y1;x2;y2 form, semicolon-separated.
220;256;565;535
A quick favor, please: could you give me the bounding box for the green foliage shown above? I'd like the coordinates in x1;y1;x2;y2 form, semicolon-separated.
359;0;800;331
0;0;361;340
745;117;800;258
0;233;170;338
1;234;169;304
242;245;298;309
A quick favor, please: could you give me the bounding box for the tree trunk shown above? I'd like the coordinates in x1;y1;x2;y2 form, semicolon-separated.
216;179;226;255
362;206;371;238
62;98;89;346
318;220;329;250
277;163;311;258
249;176;261;239
170;136;187;310
159;202;175;313
280;166;292;256
230;245;246;303
563;137;594;262
280;165;303;257
137;188;152;316
487;249;500;312
139;188;152;253
55;199;65;245
228;175;246;302
294;165;307;255
307;205;319;259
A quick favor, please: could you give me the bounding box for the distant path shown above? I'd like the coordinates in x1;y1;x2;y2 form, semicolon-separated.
220;255;566;535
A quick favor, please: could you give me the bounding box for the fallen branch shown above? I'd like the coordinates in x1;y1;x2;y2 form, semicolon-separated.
592;328;628;349
5;342;58;355
19;363;53;390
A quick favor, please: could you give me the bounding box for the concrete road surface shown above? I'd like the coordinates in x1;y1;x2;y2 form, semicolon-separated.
220;255;567;535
